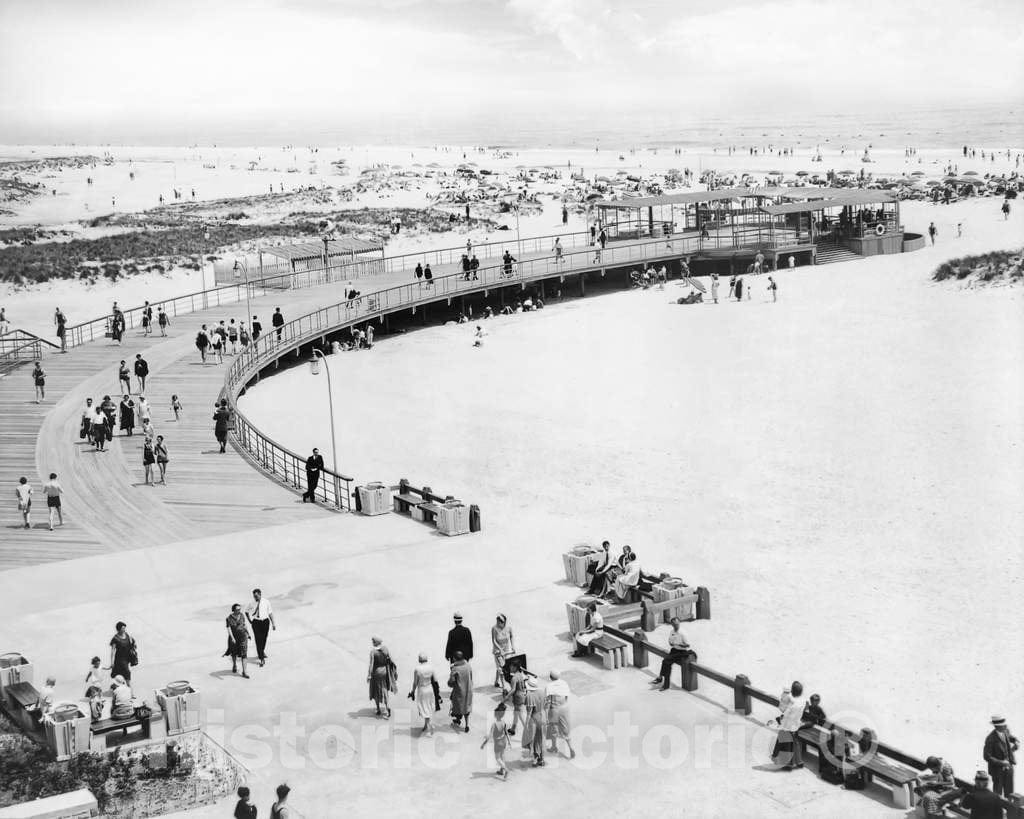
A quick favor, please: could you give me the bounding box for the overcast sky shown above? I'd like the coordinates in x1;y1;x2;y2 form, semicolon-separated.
1;0;1022;144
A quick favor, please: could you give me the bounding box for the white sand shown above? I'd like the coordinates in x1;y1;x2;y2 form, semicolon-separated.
238;198;1024;777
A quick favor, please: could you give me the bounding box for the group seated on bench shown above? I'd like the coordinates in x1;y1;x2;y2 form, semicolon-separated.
585;543;668;602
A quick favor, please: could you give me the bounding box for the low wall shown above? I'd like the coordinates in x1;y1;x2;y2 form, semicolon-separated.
846;231;904;257
902;232;926;252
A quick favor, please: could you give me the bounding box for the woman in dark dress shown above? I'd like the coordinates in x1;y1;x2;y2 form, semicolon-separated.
143;439;155;485
367;637;393;718
108;621;137;683
225;604;252;677
119;395;135;436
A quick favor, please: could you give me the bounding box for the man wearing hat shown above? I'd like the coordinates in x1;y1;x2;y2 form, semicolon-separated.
522;674;547;767
960;770;1005;818
984;715;1019;798
445;612;474;664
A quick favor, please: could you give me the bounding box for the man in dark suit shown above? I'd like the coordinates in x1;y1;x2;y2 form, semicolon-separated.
444;613;473;663
984;715;1019;797
960;770;1005;818
303;448;324;503
272;307;284;340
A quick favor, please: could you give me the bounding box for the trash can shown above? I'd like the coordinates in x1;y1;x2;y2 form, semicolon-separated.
358;482;391;516
437;502;470;536
469;504;481;532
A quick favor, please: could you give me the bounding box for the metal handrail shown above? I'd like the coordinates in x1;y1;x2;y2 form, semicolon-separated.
59;228;594;351
221;237;697;509
602;624;1019;817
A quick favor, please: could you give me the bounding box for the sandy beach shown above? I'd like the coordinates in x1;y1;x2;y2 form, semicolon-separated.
236;201;1024;780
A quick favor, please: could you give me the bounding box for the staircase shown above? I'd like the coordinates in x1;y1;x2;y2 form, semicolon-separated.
815;241;862;266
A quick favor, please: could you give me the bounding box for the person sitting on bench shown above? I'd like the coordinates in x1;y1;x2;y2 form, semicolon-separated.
649;619;696;690
585;541;613;595
614;549;642;600
29;676;56;722
110;675;134;720
571;603;604;657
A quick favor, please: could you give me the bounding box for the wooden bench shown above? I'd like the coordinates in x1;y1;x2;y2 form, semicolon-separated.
392;492;422;515
89;712;154;750
795;727;919;809
4;680;42;734
588;635;630;670
411;502;440;525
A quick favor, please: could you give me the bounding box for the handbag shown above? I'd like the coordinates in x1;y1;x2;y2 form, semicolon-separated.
127;637;139;667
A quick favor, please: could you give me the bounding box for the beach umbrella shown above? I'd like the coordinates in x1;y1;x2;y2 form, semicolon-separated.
926;180;942;187
911;170;926;176
585;192;604;201
768;170;783;175
963;170;979;176
796;170;809;177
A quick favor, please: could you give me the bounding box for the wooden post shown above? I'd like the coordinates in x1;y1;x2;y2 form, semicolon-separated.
696;586;711;620
680;660;698;692
733;674;752;715
579;273;586;296
631;630;648;669
641;601;655;632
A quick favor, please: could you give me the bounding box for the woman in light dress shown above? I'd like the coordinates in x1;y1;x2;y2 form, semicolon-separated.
490;614;515;688
410;653;438;736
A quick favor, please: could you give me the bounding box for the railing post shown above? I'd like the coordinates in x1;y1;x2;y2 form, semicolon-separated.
733;674;752;715
631;630;648;669
680;659;698;691
696;586;711;620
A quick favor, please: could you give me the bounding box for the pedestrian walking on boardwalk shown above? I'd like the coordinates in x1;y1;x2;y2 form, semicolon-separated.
43;473;63;530
143;438;155;484
134;354;148;397
245;588;276;667
31;361;46;403
154;435;168;483
545;670;575;759
118;359;131;394
225;603;252;678
55;307;67;352
410;653;439;736
196;325;210;363
445;612;474;663
368;637;395;718
92;406;109;451
269;784;292;819
15;476;32;529
251;316;262;342
448;650;473;732
481;702;511;779
141;301;152;336
171;394;182;421
522;675;547;766
272;307;285;341
213;399;231;453
491;614;515;688
107;621;138;683
157;306;169;336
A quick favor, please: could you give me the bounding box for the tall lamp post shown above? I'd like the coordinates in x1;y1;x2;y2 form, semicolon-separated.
232;257;254;342
309;349;341;506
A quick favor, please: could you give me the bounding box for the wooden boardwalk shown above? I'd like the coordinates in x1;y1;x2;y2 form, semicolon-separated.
0;232;680;570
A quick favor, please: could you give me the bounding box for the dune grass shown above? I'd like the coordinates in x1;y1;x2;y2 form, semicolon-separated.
933;248;1023;283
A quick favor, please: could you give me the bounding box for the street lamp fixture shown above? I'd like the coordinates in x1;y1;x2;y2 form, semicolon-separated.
309;348;341;506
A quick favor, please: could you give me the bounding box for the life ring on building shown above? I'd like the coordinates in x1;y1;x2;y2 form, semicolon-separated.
875;223;887;236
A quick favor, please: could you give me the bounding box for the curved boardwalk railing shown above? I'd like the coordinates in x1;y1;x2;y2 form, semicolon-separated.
60;228;595;349
220;236;698;510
